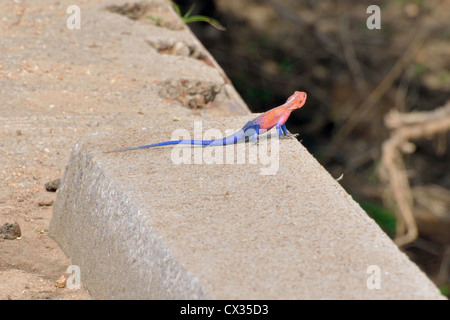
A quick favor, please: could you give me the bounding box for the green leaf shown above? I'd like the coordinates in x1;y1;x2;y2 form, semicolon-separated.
439;284;449;297
359;201;397;237
147;15;163;26
182;15;226;31
172;2;181;16
183;3;195;19
171;1;225;31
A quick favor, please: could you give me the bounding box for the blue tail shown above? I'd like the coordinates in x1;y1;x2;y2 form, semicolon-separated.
111;129;251;152
113;139;219;152
110;122;261;152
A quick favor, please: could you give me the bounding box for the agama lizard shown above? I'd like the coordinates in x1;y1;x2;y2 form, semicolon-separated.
110;91;307;152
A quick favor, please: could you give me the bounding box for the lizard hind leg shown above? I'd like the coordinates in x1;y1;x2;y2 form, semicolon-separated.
241;121;260;143
241;123;260;143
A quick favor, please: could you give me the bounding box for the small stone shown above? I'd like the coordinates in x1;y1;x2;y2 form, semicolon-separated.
171;41;190;57
0;222;22;240
45;179;61;192
55;276;67;288
38;199;54;207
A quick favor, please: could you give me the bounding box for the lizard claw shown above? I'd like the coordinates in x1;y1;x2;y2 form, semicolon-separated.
280;133;299;140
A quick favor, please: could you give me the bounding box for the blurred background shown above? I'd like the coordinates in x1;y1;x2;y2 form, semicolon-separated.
163;0;450;295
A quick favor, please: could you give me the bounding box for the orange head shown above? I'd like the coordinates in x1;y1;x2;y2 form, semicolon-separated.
285;91;307;111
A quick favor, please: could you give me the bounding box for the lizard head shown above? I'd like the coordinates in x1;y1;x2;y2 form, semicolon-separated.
286;91;307;111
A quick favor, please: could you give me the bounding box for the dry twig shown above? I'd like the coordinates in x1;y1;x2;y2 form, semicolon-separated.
380;101;450;246
327;28;430;158
339;15;369;98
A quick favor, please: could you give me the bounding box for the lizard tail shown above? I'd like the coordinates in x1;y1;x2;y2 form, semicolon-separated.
108;130;246;152
109;139;215;152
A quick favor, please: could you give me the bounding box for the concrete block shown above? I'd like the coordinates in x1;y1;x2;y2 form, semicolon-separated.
49;118;445;299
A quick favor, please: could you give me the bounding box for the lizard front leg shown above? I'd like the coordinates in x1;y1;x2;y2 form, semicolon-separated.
280;124;299;139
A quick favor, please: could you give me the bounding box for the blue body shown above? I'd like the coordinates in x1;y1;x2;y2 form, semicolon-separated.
113;120;290;152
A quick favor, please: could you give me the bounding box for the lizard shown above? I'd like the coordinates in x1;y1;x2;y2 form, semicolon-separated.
110;91;307;152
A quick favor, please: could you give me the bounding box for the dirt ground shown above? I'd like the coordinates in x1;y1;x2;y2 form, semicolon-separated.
0;0;244;300
0;0;177;300
0;120;92;299
0;0;93;299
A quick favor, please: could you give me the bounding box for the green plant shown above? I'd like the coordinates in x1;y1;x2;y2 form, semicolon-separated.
413;62;427;76
172;2;225;31
439;284;449;297
147;15;163;26
359;201;397;237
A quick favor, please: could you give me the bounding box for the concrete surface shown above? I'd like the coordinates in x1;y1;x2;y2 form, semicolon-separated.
50;118;445;299
0;0;245;299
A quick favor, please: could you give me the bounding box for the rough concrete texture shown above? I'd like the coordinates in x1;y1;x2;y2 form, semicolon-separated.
0;0;245;299
50;118;445;299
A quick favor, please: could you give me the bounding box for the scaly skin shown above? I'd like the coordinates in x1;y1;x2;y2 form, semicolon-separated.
110;91;307;152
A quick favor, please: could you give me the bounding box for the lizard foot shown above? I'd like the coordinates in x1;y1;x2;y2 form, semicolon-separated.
280;133;299;140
